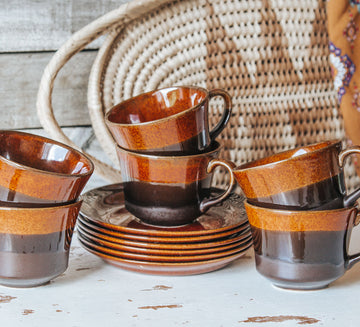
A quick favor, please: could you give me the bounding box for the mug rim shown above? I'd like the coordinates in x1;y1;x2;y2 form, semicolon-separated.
105;85;210;127
234;139;341;172
116;141;222;159
0;130;94;178
0;199;83;212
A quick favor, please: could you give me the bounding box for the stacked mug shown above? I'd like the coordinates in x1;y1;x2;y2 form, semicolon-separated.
0;130;94;287
231;140;360;290
105;86;236;227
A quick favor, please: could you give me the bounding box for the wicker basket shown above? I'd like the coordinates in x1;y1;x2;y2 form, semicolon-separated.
36;0;360;191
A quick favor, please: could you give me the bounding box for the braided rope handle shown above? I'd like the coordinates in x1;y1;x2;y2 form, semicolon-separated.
36;0;172;182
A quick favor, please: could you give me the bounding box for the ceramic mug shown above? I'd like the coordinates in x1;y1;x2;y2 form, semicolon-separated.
0;200;82;287
233;140;360;210
0;130;94;205
105;86;232;155
115;141;236;226
244;200;360;290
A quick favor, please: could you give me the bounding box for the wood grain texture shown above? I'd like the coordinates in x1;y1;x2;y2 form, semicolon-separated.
0;0;129;52
0;50;99;129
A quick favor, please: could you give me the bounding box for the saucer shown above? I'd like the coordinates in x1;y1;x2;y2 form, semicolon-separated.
78;214;249;243
78;183;252;275
80;183;248;236
77;223;252;256
77;220;251;250
78;231;253;263
78;238;252;276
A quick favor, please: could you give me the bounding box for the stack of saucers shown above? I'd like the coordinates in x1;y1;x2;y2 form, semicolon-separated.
77;184;252;275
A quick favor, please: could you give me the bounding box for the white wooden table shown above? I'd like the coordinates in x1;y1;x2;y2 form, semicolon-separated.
1;178;360;327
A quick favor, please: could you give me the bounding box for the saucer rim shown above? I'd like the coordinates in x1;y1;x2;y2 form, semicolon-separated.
77;223;252;255
78;214;250;243
78;238;252;275
76;220;251;250
78;231;253;263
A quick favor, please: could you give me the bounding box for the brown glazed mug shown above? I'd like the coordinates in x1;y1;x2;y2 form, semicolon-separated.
0;130;94;205
105;86;232;155
115;142;236;226
0;200;82;287
233;140;360;210
245;201;360;290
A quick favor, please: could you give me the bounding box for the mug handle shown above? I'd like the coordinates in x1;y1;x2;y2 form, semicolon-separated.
199;159;236;213
208;89;232;141
339;146;360;207
346;207;360;270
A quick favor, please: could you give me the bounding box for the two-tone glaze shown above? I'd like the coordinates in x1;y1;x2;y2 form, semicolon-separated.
0;200;82;288
106;86;232;155
0;130;94;204
245;201;360;290
234;140;360;210
116;142;236;226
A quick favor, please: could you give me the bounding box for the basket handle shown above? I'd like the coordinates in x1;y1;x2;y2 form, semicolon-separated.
36;0;172;182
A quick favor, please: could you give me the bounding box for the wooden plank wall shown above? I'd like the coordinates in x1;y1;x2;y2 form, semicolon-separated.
1;0;130;187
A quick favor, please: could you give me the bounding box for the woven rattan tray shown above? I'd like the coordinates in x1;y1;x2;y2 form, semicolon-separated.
36;0;359;190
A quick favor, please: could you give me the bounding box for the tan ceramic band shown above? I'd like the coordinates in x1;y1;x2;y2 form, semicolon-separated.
0;163;82;201
245;201;356;232
0;201;82;235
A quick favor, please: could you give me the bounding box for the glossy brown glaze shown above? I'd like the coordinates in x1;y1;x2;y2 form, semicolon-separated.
252;228;347;290
76;218;251;251
115;142;236;226
0;200;82;287
105;86;232;154
78;231;252;263
245;201;360;290
123;181;212;225
0;230;72;288
77;222;252;256
116;142;220;184
234;140;360;210
247;174;345;210
78;215;249;244
0;130;94;204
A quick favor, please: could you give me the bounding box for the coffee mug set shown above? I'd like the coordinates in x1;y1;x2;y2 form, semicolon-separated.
106;85;360;290
0;130;94;288
2;85;360;291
